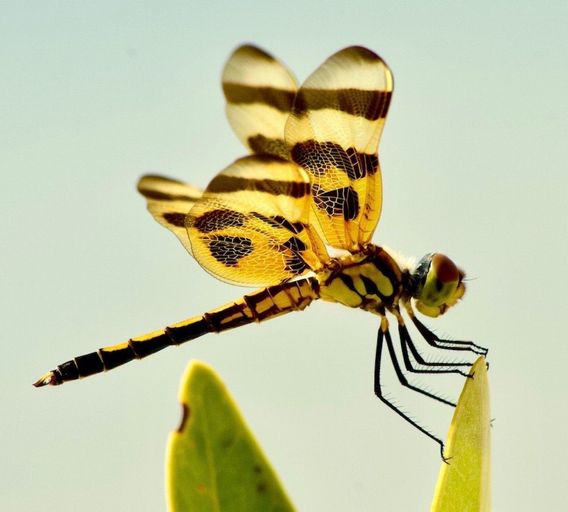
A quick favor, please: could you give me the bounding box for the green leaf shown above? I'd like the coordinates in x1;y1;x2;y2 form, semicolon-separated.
166;360;295;512
431;357;491;512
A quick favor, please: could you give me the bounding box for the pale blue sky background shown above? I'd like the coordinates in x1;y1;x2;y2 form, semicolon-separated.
2;1;567;510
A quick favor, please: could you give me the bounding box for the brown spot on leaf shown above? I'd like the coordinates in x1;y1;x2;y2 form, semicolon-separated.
176;403;190;433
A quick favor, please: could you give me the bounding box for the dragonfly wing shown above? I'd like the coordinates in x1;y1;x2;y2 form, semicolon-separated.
222;44;298;159
138;175;202;255
285;46;393;250
187;155;327;286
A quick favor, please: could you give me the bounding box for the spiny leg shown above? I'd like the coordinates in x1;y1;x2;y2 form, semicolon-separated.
404;303;488;356
34;278;319;387
374;316;449;460
392;308;472;378
398;323;472;379
380;317;457;407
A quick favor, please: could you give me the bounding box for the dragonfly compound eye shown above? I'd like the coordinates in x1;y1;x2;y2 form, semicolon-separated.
412;253;465;317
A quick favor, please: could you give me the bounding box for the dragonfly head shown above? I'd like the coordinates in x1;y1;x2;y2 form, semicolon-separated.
410;253;465;317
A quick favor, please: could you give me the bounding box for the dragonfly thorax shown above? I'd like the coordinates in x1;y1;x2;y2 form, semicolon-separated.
317;247;466;318
317;245;404;314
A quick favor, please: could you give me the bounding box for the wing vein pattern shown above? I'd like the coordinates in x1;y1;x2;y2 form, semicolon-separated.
139;45;393;286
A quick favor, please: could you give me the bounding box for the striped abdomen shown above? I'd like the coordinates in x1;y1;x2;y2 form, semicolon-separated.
34;278;319;387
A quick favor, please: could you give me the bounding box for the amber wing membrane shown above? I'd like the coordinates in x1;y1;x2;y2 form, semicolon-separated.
285;46;393;250
139;46;391;278
137;175;202;255
222;45;298;159
186;155;327;286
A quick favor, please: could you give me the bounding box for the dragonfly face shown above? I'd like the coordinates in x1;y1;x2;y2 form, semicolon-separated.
410;253;466;318
34;44;488;457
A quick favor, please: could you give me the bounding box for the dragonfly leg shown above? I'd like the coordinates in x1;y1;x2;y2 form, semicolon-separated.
374;316;450;459
404;303;488;356
378;317;457;407
392;308;473;378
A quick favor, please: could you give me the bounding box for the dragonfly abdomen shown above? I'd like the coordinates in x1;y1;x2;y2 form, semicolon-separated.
33;278;319;387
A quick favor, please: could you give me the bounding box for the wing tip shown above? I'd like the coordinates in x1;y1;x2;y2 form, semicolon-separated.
335;45;391;69
348;45;381;60
137;175;202;203
138;174;185;189
230;43;276;63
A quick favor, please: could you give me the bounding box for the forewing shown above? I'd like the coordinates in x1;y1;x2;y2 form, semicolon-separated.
285;46;393;250
138;175;202;255
222;45;298;159
187;155;327;287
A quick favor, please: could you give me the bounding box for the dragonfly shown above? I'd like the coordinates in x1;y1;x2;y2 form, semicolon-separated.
34;45;488;454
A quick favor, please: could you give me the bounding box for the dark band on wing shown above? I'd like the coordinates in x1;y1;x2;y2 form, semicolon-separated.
137;176;200;202
207;175;310;198
205;235;253;267
162;212;187;228
293;89;392;121
251;212;305;234
247;135;290;159
192;209;247;233
291;140;378;180
281;236;308;252
223;83;296;112
284;253;310;275
312;185;360;221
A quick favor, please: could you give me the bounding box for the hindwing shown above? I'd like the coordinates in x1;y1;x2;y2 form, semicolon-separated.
186;155;327;286
137;175;202;255
222;45;298;159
